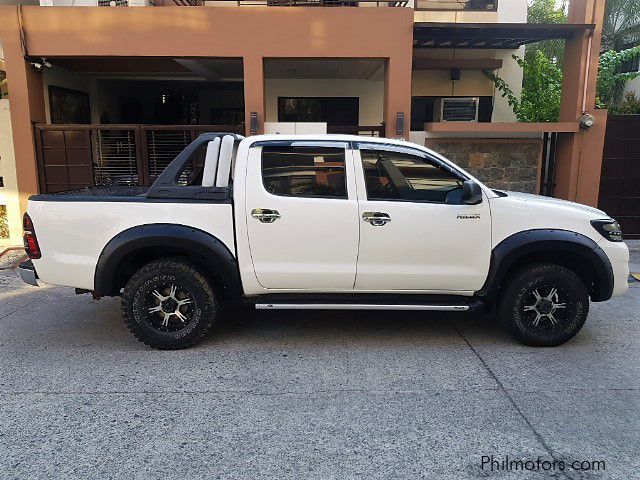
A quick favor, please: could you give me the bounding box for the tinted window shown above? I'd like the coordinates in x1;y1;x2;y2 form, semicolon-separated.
262;146;347;199
361;149;463;204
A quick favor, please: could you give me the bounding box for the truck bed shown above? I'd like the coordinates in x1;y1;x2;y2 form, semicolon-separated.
28;185;237;290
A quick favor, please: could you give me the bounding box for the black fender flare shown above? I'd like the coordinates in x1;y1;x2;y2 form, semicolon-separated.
94;224;242;297
476;229;614;302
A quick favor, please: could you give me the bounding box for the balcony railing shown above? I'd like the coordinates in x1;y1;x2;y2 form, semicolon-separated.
327;125;385;136
414;0;497;11
193;0;408;6
157;0;498;7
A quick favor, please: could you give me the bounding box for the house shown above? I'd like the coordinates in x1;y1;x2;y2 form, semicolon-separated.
0;0;606;245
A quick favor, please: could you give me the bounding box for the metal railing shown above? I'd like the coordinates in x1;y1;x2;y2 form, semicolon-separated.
186;0;408;6
177;0;496;8
327;125;385;136
152;0;204;5
414;0;497;10
34;124;243;193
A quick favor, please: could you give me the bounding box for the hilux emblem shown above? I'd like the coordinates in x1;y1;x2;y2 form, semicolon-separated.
457;213;480;220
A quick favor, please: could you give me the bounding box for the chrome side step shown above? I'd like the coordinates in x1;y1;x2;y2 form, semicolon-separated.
255;303;469;311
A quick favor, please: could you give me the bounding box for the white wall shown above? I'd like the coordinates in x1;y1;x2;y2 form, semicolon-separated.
491;47;524;122
493;0;527;122
264;78;384;126
42;66;100;123
498;0;527;23
623;74;640;99
0;99;22;244
412;69;494;97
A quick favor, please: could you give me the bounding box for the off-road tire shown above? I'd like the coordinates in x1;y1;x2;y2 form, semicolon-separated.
122;258;217;350
498;263;589;347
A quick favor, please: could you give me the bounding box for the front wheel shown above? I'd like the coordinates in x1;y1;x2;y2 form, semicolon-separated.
498;263;589;347
122;258;218;350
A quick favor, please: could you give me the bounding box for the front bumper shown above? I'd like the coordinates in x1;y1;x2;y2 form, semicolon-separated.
17;259;39;287
598;239;629;299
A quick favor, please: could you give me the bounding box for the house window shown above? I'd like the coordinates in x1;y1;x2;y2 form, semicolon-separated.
277;97;359;127
262;146;347;199
620;55;640;74
49;86;91;124
414;0;498;11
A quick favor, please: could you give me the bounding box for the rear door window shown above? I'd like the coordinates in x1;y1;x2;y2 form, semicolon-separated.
261;146;347;199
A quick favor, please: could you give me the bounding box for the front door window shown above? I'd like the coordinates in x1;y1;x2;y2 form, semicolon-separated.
360;149;465;204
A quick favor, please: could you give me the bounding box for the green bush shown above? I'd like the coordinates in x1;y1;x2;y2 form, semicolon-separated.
611;92;640;114
0;205;9;239
597;46;640;108
484;51;563;122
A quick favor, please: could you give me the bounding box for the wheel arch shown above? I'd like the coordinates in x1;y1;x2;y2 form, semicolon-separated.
477;229;614;302
94;224;242;297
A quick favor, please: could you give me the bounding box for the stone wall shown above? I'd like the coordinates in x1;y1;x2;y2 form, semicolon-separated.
425;138;543;193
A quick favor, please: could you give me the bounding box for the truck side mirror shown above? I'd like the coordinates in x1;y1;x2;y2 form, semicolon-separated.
461;180;483;205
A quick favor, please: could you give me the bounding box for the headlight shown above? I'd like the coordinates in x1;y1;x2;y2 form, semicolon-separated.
591;219;623;242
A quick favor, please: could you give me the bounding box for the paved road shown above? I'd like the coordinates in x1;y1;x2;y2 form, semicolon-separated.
1;265;639;479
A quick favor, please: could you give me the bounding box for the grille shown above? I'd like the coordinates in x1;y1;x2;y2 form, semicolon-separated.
146;130;194;183
441;98;479;122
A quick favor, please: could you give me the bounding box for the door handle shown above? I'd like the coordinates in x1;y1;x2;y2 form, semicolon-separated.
362;212;391;226
251;208;281;224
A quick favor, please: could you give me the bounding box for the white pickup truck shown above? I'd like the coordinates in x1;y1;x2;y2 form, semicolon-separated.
19;133;629;349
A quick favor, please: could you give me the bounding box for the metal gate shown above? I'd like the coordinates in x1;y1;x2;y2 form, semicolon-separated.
34;124;244;193
598;115;640;238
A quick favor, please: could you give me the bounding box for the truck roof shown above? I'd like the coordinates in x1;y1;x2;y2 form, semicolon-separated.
243;134;422;150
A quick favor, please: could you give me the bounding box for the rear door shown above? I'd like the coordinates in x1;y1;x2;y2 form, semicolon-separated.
245;141;359;290
353;143;492;292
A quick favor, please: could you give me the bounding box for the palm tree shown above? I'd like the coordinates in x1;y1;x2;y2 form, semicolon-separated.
602;0;640;52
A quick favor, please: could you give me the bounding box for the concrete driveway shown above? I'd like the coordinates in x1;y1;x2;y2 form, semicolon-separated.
1;255;639;479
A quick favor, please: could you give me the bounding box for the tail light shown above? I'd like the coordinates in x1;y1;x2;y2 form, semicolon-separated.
23;213;41;259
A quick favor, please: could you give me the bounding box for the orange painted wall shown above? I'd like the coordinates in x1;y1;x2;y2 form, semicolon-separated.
0;8;46;210
0;6;413;202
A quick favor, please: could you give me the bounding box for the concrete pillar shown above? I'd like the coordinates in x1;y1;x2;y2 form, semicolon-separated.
555;0;606;206
243;56;265;136
0;7;46;216
384;54;412;139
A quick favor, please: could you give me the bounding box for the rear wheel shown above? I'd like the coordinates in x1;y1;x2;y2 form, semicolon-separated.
498;263;589;347
122;258;217;350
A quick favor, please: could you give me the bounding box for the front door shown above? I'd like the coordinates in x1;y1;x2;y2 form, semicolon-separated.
245;142;359;290
353;143;491;292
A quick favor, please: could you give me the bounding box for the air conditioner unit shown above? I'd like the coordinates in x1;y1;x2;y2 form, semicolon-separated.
434;97;479;122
